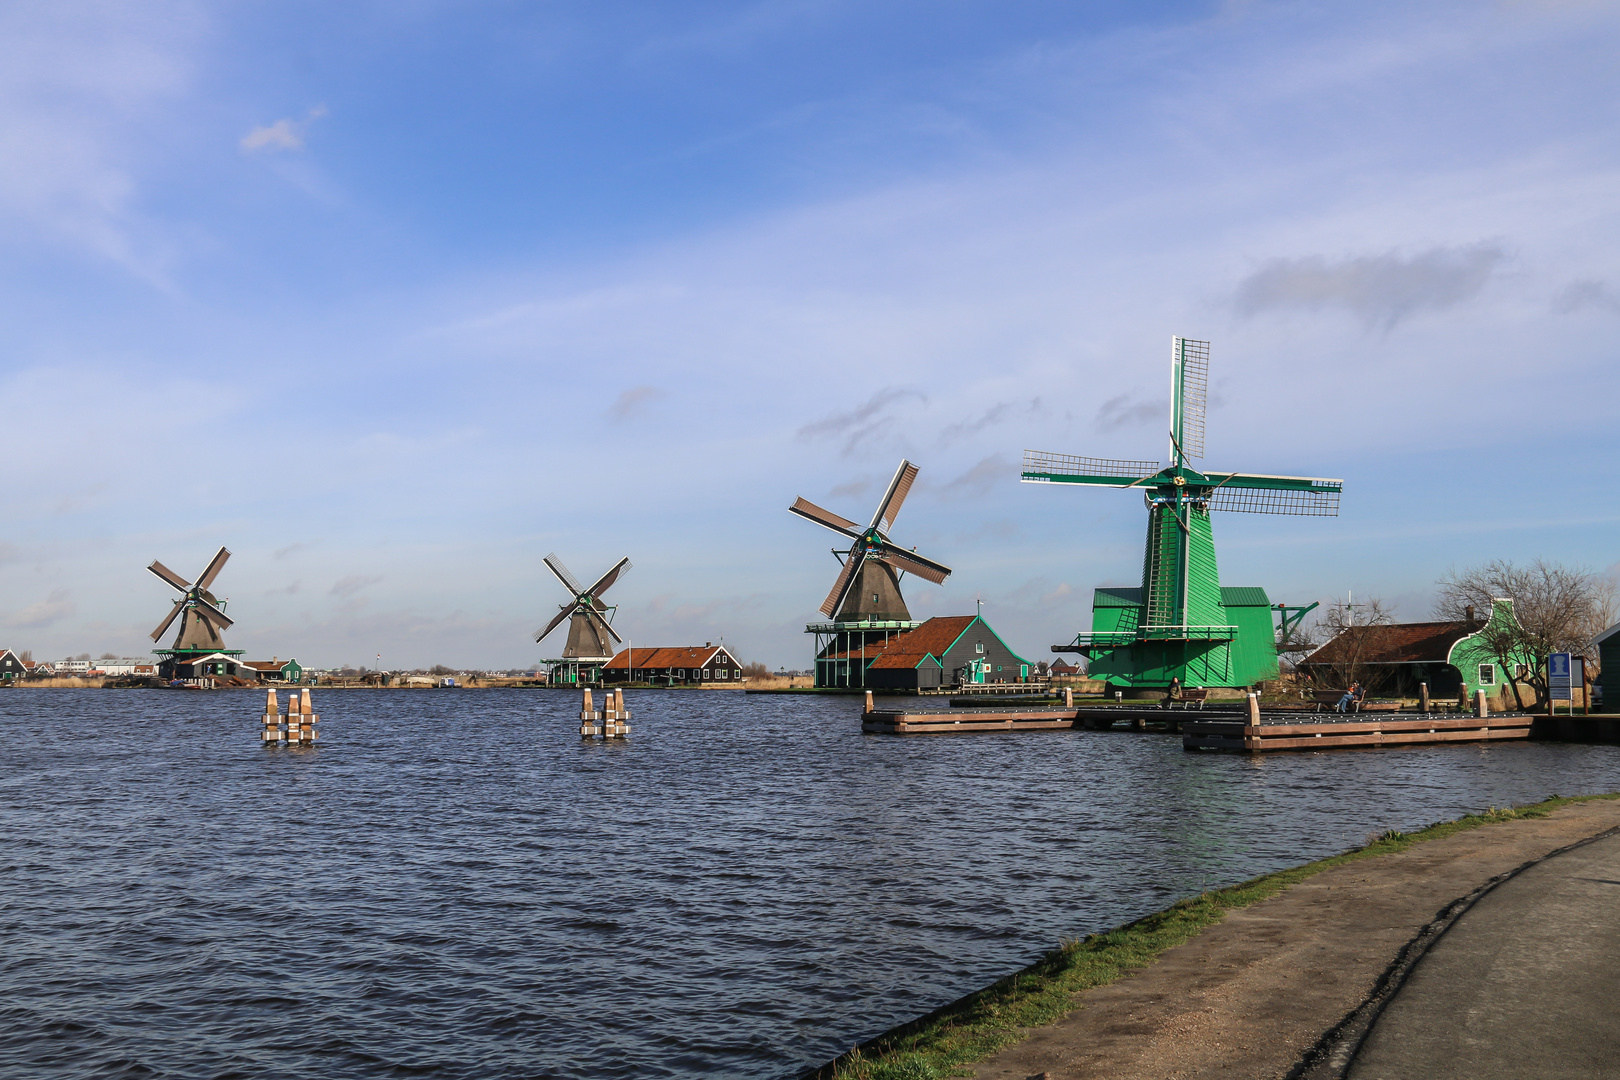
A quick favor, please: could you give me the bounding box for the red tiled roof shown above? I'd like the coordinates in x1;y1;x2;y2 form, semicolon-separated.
1304;621;1475;666
603;646;728;670
823;616;976;667
243;661;285;671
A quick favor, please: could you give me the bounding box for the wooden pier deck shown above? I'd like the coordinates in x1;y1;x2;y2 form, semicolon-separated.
861;700;1535;752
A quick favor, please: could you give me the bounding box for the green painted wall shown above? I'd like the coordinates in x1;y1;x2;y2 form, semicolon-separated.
1446;598;1534;701
1084;583;1276;688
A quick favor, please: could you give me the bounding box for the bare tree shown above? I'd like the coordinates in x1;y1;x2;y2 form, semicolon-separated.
1306;597;1395;692
741;661;770;678
1435;559;1609;709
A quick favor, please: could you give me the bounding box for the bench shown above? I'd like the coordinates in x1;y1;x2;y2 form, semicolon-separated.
1164;687;1210;710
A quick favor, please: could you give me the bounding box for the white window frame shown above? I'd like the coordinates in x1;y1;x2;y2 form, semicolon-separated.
975;643;985;654
1478;663;1496;686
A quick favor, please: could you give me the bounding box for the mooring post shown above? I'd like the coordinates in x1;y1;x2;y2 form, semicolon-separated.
864;690;874;714
1243;692;1263;753
607;690;631;738
262;689;281;744
1064;687;1074;709
1419;682;1430;714
1476;689;1489;719
579;687;602;738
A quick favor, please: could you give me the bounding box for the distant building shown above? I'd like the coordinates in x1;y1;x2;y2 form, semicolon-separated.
56;658;92;674
243;658;304;683
0;650;25;682
87;657;157;676
601;644;743;686
1049;659;1082;676
816;614;1030;691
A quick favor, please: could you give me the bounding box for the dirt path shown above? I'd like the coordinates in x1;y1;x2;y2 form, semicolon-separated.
971;798;1620;1080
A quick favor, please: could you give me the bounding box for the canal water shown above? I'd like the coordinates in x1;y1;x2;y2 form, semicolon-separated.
3;689;1617;1079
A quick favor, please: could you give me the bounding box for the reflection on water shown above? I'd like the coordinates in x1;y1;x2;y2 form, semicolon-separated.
1;688;1615;1079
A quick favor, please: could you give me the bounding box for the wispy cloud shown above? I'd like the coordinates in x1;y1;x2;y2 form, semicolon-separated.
9;589;75;628
797;388;925;456
1095;393;1161;432
829;477;871;499
1234;244;1508;330
609;384;666;420
241;105;327;153
1553;279;1620;315
942;454;1011;498
940;398;1040;444
330;574;382;598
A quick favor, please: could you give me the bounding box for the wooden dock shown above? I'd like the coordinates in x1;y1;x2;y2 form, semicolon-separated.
861;706;1080;735
1182;713;1532;752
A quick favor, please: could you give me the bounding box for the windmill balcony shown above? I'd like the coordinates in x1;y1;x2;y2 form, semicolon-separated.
1061;625;1239;650
805;619;921;633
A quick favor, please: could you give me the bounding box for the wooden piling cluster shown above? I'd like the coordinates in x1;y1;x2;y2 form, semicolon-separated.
579;687;631;739
262;688;319;745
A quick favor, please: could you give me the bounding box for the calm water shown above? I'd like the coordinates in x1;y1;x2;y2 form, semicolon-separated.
3;689;1618;1079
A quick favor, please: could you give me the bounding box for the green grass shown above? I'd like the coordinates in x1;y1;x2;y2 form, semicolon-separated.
818;792;1620;1080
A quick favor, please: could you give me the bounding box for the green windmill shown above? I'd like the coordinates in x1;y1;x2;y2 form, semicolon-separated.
1022;337;1342;691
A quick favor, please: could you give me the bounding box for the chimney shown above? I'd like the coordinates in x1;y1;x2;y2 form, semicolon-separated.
1465;604;1475;626
705;641;712;647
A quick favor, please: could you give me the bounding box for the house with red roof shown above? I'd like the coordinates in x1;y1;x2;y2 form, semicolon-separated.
816;614;1030;691
600;643;744;686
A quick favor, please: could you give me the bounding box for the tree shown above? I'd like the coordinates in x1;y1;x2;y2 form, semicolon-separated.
741;662;770;678
1434;559;1613;710
429;664;453;676
1307;597;1395;692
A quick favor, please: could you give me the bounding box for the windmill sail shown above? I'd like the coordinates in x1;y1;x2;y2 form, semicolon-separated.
1206;475;1342;516
536;554;631;658
1171;336;1209;461
1022;450;1160;485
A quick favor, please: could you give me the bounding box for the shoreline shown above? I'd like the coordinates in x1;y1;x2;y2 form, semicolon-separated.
813;791;1620;1080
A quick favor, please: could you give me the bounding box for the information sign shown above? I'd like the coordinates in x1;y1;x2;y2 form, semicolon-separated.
1549;652;1575;702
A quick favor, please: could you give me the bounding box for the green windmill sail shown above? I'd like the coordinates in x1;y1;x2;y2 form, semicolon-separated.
1022;337;1342;689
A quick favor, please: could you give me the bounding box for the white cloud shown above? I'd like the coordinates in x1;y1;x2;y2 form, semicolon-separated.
9;589;76;629
240;105;326;153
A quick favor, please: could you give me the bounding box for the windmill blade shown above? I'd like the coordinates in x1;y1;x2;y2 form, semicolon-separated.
1021;450;1161;486
543;553;583;595
789;497;862;539
194;547;231;592
586;605;625;645
1171;337;1210;460
149;598;186;642
869;460;920;533
582;556;632;600
191;597;235;630
875;547;951;585
819;549;863;618
148;560;192;593
1205;473;1342;517
535;604;574;642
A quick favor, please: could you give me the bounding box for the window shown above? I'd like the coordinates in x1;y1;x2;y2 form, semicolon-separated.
676;669;684;679
975;643;985;654
701;669;709;679
1478;663;1495;686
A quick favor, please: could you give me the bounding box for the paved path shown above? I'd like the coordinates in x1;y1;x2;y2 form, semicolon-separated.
970;799;1620;1080
1347;828;1620;1079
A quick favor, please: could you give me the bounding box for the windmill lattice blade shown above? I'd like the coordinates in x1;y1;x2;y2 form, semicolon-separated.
148;560;192;592
870;460;919;533
1209;484;1341;517
536;605;573;642
583;557;632;600
875;549;950;585
194;547;231;592
820;550;862;618
588;607;625;645
150;598;186;642
1172;337;1209;460
192;597;235;630
543;553;583;595
789;498;861;538
1022;450;1160;482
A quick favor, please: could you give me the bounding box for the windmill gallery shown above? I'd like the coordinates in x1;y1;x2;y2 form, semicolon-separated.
14;336;1345;695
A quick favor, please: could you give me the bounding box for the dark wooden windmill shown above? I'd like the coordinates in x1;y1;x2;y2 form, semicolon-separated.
149;547;243;678
790;460;952;686
536;553;630;685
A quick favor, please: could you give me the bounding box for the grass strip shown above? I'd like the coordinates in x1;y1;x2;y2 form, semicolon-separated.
815;792;1620;1080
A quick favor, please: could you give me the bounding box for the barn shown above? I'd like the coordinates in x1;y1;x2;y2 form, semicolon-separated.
601;643;744;686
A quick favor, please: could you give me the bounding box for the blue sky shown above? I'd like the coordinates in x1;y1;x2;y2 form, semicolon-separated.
2;0;1618;669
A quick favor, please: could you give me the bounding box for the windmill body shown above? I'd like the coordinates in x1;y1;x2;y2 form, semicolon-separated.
1023;338;1343;690
535;553;631;685
789;460;953;688
148;547;245;680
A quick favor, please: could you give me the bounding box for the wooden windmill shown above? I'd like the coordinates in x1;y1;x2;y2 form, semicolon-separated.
790;459;953;622
536;554;631;683
149;547;243;678
790;460;953;688
1022;337;1342;689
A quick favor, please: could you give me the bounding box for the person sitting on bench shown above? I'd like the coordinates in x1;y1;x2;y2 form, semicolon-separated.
1335;681;1364;713
1163;676;1182;709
